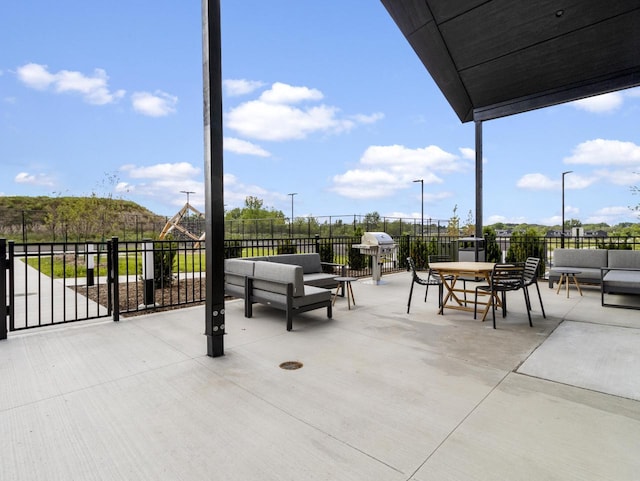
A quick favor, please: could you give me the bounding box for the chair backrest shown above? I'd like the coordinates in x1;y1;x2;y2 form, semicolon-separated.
490;263;524;290
428;255;451;265
407;257;418;278
524;257;540;283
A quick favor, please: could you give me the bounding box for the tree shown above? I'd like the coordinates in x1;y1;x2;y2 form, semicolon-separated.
462;209;475;236
483;226;503;263
363;211;381;231
447;205;460;236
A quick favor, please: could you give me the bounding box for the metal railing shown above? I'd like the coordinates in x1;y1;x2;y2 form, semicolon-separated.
2;234;639;338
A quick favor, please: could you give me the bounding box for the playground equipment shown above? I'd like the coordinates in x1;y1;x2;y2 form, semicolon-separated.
158;203;205;243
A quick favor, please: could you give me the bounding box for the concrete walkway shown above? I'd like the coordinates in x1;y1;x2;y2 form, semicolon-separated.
1;271;639;480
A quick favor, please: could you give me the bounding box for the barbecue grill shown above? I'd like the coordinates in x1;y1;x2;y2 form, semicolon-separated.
352;232;397;284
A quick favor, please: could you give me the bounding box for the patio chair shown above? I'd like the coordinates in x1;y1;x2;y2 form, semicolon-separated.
428;254;467;302
523;257;546;318
473;263;532;329
407;257;442;313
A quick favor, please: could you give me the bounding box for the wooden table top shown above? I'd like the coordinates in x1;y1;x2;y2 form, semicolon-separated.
428;261;496;274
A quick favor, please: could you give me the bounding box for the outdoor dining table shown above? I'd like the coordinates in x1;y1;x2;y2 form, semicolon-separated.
428;261;497;321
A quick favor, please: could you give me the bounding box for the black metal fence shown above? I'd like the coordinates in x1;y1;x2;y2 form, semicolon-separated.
2;234;639;338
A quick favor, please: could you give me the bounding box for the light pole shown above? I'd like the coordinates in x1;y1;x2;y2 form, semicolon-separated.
288;193;297;237
561;171;573;248
180;190;195;206
413;179;424;237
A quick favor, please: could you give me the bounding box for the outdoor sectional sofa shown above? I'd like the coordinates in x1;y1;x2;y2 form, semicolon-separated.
224;253;343;330
547;248;640;309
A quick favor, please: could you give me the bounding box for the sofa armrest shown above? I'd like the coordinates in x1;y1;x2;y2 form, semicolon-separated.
321;261;346;276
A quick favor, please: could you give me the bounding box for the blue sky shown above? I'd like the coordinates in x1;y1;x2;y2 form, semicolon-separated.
2;1;640;227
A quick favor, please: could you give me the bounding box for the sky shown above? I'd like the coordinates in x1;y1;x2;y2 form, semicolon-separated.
2;1;640;228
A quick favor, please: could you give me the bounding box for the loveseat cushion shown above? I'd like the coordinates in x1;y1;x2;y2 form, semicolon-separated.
253;261;305;297
224;259;255;286
292;285;331;308
603;269;640;291
268;253;322;274
553;248;608;269
607;250;640;269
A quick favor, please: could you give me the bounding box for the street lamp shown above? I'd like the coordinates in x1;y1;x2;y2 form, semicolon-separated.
288;193;297;237
180;190;195;206
413;179;424;237
561;171;573;248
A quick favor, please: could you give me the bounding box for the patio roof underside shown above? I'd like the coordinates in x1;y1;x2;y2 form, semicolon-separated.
381;0;640;122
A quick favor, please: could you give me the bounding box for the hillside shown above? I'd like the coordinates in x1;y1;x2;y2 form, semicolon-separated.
0;196;165;241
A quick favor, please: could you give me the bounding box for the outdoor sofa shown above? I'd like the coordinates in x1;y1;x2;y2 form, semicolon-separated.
225;258;333;331
547;248;640;308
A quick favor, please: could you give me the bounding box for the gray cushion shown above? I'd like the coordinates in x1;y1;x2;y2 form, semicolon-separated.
607;250;640;269
268;253;322;274
292;285;331;307
553;249;608;269
224;259;255;287
253;261;305;297
603;270;640;291
303;272;339;288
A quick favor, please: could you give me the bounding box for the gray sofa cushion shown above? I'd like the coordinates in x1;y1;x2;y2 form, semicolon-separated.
608;250;640;269
253;261;305;297
224;259;255;288
292;285;332;307
603;269;640;290
268;253;322;274
553;249;608;269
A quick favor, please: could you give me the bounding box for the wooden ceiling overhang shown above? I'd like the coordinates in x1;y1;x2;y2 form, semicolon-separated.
381;0;640;122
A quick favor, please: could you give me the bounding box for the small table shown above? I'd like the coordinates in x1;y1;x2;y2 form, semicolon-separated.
428;262;497;321
332;277;357;309
555;268;583;298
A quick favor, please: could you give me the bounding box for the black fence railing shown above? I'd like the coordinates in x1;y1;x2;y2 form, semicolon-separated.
2;234;639;337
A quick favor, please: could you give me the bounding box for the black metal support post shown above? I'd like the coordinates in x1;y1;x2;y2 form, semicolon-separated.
111;237;120;322
475;120;484;260
203;0;225;357
0;239;7;340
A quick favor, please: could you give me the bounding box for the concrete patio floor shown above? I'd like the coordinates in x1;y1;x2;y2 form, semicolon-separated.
2;271;640;480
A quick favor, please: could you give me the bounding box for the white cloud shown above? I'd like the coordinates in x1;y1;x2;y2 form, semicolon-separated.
350;112;385;124
571;91;623;113
224;137;271;157
585;206;635;224
516;173;557;190
330;144;469;199
594;169;640;186
16;63;125;105
131;91;178;117
14;172;54;186
516;172;596;190
225;82;382;141
223;79;265;96
121;162;199;179
564;139;640;166
259;82;323;104
221;173;286;209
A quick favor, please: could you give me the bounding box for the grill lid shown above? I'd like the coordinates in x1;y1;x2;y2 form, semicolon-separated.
360;232;394;246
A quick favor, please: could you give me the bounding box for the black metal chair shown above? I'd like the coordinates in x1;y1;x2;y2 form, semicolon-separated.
523;257;546;318
474;263;532;329
428;254;468;302
407;257;442;313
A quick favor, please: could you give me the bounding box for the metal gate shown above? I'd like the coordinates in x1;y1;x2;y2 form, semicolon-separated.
1;239;116;337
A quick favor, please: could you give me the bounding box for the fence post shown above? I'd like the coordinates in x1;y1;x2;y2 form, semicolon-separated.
142;239;155;307
0;239;7;340
111;237;120;322
86;243;95;287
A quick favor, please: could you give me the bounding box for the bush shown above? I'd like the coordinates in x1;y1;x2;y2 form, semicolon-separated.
318;241;335;273
225;239;243;258
276;239;297;255
152;241;177;288
483;227;503;263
